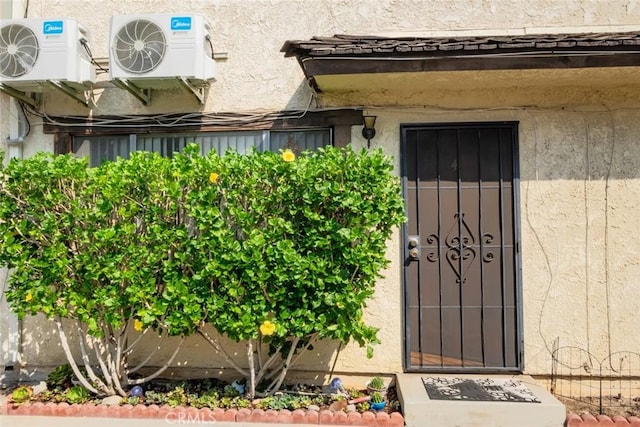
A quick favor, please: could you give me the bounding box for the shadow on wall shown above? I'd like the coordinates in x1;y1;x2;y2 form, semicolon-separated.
0;313;74;387
127;324;342;384
0;313;343;387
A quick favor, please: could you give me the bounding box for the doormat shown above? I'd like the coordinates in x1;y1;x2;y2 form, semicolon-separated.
421;377;541;403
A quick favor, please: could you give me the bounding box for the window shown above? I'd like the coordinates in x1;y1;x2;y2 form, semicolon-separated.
72;129;332;167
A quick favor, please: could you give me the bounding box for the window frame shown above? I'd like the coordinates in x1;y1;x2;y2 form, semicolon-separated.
48;109;363;155
71;128;334;166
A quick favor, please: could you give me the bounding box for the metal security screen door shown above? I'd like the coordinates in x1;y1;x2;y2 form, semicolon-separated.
402;122;523;372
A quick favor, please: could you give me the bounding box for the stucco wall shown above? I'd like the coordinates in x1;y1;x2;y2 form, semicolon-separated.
356;103;640;376
2;0;640;383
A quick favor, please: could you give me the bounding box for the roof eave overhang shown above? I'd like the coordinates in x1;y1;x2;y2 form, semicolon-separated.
282;33;640;92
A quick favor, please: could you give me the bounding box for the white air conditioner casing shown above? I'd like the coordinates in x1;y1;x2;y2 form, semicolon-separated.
0;18;96;91
109;13;216;88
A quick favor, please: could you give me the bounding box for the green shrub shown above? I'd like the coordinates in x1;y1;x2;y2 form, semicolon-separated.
0;145;405;398
183;146;405;396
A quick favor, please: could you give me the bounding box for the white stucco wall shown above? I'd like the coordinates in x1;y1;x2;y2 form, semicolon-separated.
1;0;640;384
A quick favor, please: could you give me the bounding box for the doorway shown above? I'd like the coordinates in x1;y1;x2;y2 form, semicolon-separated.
402;122;522;372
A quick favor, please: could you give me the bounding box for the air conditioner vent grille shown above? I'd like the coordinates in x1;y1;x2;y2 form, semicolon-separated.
113;19;166;74
0;24;39;78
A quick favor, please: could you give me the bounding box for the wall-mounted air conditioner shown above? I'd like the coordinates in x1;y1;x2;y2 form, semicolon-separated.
0;18;96;90
109;13;216;87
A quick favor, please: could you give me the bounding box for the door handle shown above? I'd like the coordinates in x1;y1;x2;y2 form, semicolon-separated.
408;235;420;259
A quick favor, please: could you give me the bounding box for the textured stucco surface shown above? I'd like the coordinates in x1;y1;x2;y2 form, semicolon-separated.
1;0;640;383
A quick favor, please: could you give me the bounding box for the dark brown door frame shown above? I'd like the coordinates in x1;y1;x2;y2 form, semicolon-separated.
401;121;524;373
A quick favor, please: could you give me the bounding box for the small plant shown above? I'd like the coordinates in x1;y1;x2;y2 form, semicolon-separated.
64;385;90;404
311;394;328;407
124;396;140;405
370;391;384;404
369;391;386;411
189;390;220;409
347;387;365;398
222;384;240;397
144;390;168;405
219;396;251;409
46;364;75;390
11;386;32;404
356;401;370;412
256;394;312;411
368;376;385;390
166;386;188;407
367;376;389;401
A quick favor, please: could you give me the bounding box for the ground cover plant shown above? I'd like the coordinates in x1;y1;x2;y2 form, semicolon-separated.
8;368;402;416
0;145;406;398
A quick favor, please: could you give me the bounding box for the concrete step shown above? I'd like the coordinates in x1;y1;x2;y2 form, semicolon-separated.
396;373;566;427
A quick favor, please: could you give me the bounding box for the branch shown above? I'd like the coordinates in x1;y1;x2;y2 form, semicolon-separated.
256;336;263;371
349;265;360;284
127;331;167;374
289;334;318;367
109;356;128;396
128;337;184;385
263;337;299;395
54;318;100;395
254;345;283;386
77;325;112;395
197;327;249;376
114;324;125;383
110;326;128;396
260;334;317;385
91;335;114;390
247;340;256;399
123;323;150;355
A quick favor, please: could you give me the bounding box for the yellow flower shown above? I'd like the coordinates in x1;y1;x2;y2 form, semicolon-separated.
25;293;32;302
134;319;144;332
209;172;219;183
259;320;276;336
282;150;295;162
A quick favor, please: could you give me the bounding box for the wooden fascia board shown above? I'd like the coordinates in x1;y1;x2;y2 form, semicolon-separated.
300;52;640;76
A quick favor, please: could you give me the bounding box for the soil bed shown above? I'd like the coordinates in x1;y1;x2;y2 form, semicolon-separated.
7;377;402;417
557;394;640;418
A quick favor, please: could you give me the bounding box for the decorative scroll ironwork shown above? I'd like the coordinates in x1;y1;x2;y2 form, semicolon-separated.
425;213;495;284
425;233;440;262
445;213;475;284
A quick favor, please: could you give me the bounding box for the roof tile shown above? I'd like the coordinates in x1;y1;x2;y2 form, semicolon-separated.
282;32;640;57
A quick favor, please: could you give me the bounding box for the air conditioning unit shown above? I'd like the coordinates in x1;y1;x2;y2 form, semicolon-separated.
109;13;216;87
0;18;96;91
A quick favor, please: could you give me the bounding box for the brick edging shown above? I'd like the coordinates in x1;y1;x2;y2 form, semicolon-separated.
4;401;405;426
566;412;640;426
